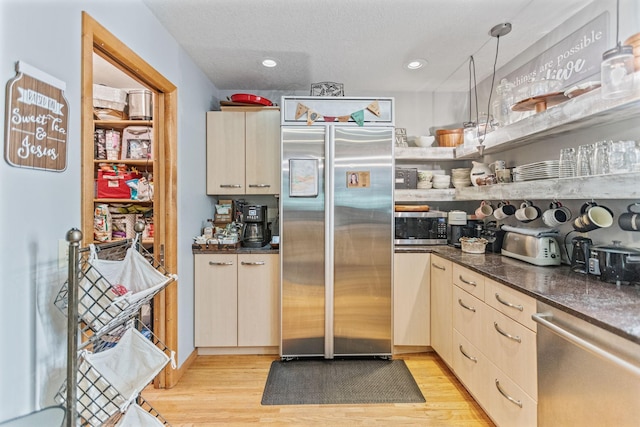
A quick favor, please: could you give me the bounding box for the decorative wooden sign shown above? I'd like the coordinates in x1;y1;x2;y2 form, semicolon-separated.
5;61;68;171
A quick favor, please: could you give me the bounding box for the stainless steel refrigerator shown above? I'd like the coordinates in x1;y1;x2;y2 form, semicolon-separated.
280;96;394;359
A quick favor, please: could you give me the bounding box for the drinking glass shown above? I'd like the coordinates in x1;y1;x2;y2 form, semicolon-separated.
608;140;631;173
626;140;640;172
591;140;611;175
559;147;576;178
576;143;593;176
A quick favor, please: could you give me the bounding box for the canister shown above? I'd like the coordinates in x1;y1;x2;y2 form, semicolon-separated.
128;89;153;120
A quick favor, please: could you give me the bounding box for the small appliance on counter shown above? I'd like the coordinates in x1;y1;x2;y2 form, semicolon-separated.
571;236;592;274
501;229;561;266
447;210;467;248
242;204;270;248
588;240;640;285
394;209;447;245
481;221;506;253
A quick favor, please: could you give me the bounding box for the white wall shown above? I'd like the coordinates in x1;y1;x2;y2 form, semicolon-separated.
0;0;217;420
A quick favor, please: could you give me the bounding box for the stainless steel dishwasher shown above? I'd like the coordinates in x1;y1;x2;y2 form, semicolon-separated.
533;301;640;426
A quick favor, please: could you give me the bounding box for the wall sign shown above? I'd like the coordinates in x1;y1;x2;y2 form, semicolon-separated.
503;12;609;90
5;61;68;172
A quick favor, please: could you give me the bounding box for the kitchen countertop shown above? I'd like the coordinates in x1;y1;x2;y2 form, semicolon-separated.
397;245;640;345
192;243;279;254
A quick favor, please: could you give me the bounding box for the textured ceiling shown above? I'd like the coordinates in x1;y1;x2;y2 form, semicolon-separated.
139;0;591;93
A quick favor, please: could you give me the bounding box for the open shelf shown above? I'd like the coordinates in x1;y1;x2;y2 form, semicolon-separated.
456;75;640;159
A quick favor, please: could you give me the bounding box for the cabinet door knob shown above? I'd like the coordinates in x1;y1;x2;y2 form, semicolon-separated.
219;184;242;188
241;261;265;265
248;184;271;188
495;379;523;408
493;321;521;343
459;344;478;363
459;275;477;286
432;263;446;270
495;293;523;311
209;261;234;266
458;298;476;312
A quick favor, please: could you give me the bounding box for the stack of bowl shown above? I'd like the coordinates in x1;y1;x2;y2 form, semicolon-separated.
451;168;472;188
624;32;640;71
432;174;451;189
417;170;433;189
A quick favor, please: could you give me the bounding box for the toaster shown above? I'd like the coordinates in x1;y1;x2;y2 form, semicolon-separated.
501;232;561;266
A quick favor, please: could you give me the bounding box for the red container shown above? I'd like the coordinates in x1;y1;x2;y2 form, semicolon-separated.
96;171;141;199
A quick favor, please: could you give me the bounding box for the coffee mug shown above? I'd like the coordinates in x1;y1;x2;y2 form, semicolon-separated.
494;201;516;220
515;201;542;223
542;200;572;227
618;203;640;231
475;201;493;219
573;202;614;232
489;160;506;172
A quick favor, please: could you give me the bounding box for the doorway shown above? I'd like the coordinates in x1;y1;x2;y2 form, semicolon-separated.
80;12;179;387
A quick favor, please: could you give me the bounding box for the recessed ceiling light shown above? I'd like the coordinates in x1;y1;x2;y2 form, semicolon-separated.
262;58;277;68
406;59;427;70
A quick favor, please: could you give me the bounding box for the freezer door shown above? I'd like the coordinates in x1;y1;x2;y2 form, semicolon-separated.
332;127;393;356
280;126;326;357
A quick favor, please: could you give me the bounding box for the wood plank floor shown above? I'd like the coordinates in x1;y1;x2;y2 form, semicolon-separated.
144;352;494;426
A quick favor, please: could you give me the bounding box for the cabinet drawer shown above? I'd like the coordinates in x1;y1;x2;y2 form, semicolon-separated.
485;308;537;399
453;285;486;352
485;278;537;332
453;330;490;412
488;362;537;427
453;263;485;300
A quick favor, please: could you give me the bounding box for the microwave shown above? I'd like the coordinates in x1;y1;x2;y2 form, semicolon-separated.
394;211;448;245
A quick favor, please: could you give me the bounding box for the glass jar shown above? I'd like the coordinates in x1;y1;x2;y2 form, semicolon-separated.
601;44;634;99
463;121;478;146
492;78;514;127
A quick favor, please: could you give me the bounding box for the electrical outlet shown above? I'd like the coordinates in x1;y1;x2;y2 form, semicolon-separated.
58;239;69;269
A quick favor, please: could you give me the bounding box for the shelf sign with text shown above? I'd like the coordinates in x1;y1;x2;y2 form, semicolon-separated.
503;12;609;90
5;62;68;171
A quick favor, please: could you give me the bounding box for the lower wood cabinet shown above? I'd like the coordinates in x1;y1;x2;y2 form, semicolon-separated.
430;254;453;367
393;252;430;347
440;260;538;427
194;253;280;350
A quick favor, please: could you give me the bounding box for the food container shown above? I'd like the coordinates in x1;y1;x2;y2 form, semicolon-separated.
624;32;640;71
93;84;127;112
128;89;153;120
435;128;463;147
460;237;488;254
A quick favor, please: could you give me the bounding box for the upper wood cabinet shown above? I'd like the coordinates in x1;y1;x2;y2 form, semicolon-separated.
206;109;280;195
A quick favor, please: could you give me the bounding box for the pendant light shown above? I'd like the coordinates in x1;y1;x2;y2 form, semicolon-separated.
601;0;634;99
475;22;512;155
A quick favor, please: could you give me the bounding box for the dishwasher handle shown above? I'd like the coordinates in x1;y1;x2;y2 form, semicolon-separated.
532;312;640;378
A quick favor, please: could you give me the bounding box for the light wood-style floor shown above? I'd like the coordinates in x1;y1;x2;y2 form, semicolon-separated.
144;352;494;426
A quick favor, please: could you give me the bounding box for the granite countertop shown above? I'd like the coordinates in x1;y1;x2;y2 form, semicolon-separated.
192;243;279;255
399;245;640;345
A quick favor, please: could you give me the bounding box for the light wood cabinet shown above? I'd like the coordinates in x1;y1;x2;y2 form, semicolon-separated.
393;253;430;347
206;109;280;195
194;253;280;349
444;261;538;426
430;255;453;367
194;253;238;347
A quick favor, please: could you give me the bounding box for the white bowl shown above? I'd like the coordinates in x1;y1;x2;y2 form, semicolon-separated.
415;135;435;147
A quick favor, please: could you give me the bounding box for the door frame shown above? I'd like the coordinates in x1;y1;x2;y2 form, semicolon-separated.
81;12;179;387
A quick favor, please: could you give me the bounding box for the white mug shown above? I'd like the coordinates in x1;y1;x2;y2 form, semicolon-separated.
515;201;541;223
493;202;516;220
475;201;493;219
490;160;506;172
542;208;570;227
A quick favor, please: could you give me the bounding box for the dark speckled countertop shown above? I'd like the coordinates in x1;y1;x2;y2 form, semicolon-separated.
192;243;279;255
398;245;640;345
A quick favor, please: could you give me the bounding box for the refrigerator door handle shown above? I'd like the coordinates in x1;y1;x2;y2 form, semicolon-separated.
324;126;335;359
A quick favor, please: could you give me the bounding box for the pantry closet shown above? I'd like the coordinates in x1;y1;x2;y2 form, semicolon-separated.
80;12;180;388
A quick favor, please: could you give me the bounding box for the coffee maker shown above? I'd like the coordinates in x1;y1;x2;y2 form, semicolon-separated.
242;205;270;248
448;210;467;247
571;236;593;273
